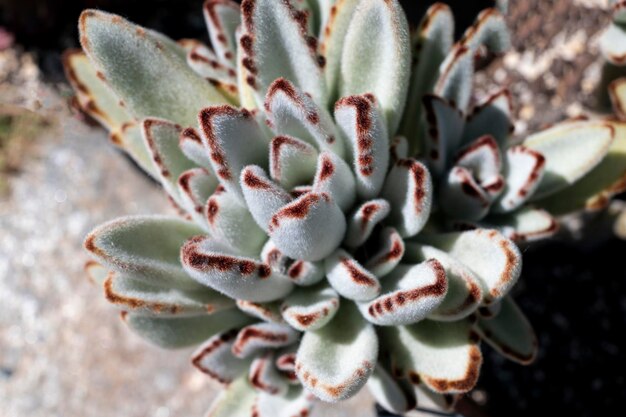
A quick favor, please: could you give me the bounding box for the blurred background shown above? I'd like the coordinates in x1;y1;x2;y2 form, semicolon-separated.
1;1;625;416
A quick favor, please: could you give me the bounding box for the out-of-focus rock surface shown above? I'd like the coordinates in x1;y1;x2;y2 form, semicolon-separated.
0;85;219;416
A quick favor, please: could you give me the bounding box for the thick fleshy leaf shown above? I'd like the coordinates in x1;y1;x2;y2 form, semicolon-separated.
179;127;213;169
493;145;546;213
364;227;405;278
422;94;464;175
79;10;226;126
186;44;237;82
335;94;390;199
191;329;251;384
414;385;458;412
237;300;285;323
381;319;482;394
344;199;391;248
477;300;502;319
203;0;241;67
462;89;513;147
600;22;626;66
84;260;109;285
418;229;522;304
142;118;196;204
181;235;293;302
295;302;378;402
434;46;473;112
265;78;343;156
268;193;346;261
610;77;626;119
400;3;454;149
177;168;218;227
524;120;614;200
198;105;270;202
261;240;325;286
367;365;416;415
104;271;233;317
205;187;266;257
440;166;491;221
357;259;447;326
613;0;626;24
249;352;289;395
482;207;558;243
281;284;340;331
84;215;204;290
390;135;409;162
475;297;538;365
240;165;293;232
275;347;298;381
123;308;252;348
458;8;510;55
177;38;203;53
232;322;299;358
325;249;381;301
63;49;133;138
339;0;411;134
205;376;257;417
235;26;259;109
381;159;433;237
319;0;361;98
269;135;318;190
454;135;503;195
240;0;326;105
255;386;313;417
534;121;626;214
404;244;482;321
311;151;356;212
442;135;504;221
63;51;160;177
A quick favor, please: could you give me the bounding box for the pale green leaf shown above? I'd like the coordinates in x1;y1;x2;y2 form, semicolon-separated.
535;120;626;214
84;215;204;290
295;302;378;401
79;10;227;126
524;120;614;199
380;319;482;394
124;308;252;349
475;296;537;365
339;0;411;134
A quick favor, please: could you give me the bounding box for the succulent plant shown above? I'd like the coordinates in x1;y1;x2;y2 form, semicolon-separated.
65;0;626;415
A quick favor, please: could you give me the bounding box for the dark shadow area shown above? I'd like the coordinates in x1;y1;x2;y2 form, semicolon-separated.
478;237;626;417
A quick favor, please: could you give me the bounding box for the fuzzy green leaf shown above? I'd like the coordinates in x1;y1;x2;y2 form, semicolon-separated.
418;229;522;304
524;120;615;200
124;308;252;349
281;284;340;331
104;271;234;317
79;10;227;126
181;235;294;302
205;376;258;417
84;215;205;290
404;243;483;321
475;297;537;365
380;319;482;394
240;0;327;106
400;3;454;148
339;0;411;134
534;120;626;214
295;302;378;402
